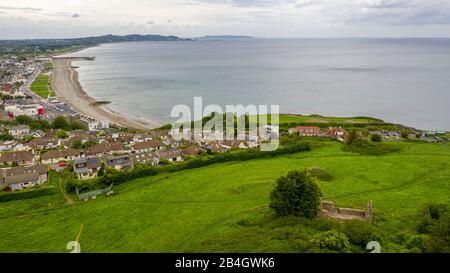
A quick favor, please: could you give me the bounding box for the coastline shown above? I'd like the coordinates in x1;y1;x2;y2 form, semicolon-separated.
51;55;161;130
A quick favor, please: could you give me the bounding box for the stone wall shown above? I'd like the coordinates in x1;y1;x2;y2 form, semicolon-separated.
321;200;373;223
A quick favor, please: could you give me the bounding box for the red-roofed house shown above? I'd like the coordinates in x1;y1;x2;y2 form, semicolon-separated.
289;126;321;136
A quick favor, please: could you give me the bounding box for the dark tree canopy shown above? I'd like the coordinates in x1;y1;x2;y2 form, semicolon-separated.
51;116;70;130
269;170;322;218
371;134;382;142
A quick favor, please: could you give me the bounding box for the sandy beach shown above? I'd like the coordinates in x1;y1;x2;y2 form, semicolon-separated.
51;57;160;130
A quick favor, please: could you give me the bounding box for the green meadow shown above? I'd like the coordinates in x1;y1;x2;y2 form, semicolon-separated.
0;141;449;253
30;71;55;99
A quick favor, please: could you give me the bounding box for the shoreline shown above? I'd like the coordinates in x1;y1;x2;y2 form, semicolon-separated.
51;55;161;130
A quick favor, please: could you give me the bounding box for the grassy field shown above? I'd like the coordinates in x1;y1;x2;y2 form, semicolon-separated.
278;114;384;124
30;68;55;99
254;114;384;125
0;141;449;253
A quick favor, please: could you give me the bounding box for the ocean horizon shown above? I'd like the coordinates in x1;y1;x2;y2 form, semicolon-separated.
65;38;450;131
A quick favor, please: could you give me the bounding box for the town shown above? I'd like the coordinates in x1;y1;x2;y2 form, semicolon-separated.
1;53;449;195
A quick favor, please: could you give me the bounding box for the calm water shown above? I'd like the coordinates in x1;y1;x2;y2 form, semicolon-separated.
66;38;450;130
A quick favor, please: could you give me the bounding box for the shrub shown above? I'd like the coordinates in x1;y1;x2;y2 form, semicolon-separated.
71;140;83;149
370;134;382;142
51;116;70;130
56;130;68;139
416;203;449;234
423;213;450;253
0;132;14;141
310;230;350;252
269;170;322;218
345;130;359;145
401;130;410;139
0;186;55;202
342;220;383;247
308;167;333;181
406;235;428;252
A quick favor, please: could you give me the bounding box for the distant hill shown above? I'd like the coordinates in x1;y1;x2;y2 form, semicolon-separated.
0;34;192;46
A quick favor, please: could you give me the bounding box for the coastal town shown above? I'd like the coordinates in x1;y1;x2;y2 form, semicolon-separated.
1;53;449;194
2;0;450;257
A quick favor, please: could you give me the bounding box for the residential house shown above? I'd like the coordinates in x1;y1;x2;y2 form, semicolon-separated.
41;148;82;164
131;152;159;166
0;141;28;152
0;165;48;191
65;133;96;148
111;132;134;144
182;145;202;156
152;130;170;140
157;149;184;163
325;127;348;141
28;137;60;150
85;142;125;157
0;151;35;165
220;140;249;150
163;136;181;148
0;141;16;152
8;125;30;137
105;154;133;171
73;158;100;180
288;126;321;136
131;140;165;153
203;141;230;153
132;133;154;143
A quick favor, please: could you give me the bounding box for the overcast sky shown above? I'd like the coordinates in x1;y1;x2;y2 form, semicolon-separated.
1;0;450;39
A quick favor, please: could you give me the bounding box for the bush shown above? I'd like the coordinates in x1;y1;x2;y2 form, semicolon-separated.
345;138;401;155
0;186;55;202
370;134;382;142
310;230;350;252
401;130;410;139
15;115;51;130
308;167;333;181
342;220;383;247
423;213;450;253
51;116;70;130
56;130;69;139
406;235;428;252
269;170;322;218
71;140;83;149
0;132;14;141
416;203;449;234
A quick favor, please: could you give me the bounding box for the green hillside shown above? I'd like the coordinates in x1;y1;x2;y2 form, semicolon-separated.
0;141;449;253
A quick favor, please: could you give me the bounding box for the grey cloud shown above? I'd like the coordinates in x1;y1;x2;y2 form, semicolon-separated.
0;5;43;12
326;0;450;26
45;12;81;18
295;1;316;9
147;20;155;24
194;0;296;7
364;0;414;9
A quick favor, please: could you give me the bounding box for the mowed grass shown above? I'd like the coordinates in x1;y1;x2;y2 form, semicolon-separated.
0;141;449;252
30;73;55;98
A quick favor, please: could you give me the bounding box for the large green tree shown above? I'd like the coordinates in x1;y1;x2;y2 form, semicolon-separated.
269;170;322;218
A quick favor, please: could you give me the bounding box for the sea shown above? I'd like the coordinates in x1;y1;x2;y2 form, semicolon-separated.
65;38;450;131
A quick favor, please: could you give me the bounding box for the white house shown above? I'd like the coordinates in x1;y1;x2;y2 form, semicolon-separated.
8;125;30;137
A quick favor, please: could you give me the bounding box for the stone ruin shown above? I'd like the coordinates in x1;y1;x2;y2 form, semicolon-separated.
320;200;373;223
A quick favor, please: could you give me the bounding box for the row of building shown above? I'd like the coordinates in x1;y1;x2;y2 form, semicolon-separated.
289;126;348;141
0;126;266;191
